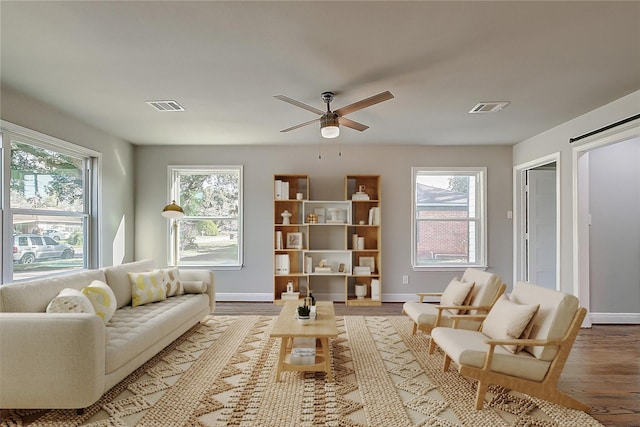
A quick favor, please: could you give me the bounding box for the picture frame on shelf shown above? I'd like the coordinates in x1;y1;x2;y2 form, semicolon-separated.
286;232;303;249
359;256;375;273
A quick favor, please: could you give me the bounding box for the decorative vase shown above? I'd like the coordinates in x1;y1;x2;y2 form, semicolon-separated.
281;210;292;225
297;316;311;325
355;284;367;300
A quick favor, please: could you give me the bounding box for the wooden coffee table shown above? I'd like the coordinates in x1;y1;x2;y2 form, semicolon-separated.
270;301;338;382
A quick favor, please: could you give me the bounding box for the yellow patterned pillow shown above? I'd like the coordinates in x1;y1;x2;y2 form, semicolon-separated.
82;280;117;324
162;267;184;297
129;270;166;307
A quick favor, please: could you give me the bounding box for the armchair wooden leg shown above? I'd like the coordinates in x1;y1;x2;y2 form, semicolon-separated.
443;354;451;371
428;338;437;354
475;381;488;410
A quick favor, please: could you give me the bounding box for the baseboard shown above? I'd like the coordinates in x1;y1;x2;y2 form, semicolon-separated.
217;292;429;303
589;312;640;324
217;293;273;302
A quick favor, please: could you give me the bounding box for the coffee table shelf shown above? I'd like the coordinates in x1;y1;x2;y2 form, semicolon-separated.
270;301;338;381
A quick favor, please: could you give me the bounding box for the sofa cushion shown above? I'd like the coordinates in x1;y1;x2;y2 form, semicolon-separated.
431;327;551;382
82;280;117;324
129;270;166;307
182;280;207;294
440;279;474;314
481;294;539;353
46;288;95;314
0;270;107;313
161;267;184;297
509;282;579;361
105;293;209;374
103;260;155;309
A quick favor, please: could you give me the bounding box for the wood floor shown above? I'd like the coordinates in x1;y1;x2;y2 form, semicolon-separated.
216;302;640;426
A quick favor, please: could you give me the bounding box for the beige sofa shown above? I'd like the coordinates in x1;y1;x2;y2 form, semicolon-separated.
0;260;215;409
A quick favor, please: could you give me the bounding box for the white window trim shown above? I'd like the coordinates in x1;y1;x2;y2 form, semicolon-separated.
1;120;101;282
168;165;244;270
411;166;487;271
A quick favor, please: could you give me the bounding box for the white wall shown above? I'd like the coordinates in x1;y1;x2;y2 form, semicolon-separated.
135;143;513;301
588;138;640;313
514;89;640;300
0;85;136;267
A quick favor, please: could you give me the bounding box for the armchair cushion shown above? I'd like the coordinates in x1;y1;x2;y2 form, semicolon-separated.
481;294;539;353
440;279;475;314
510;282;578;360
430;328;551;382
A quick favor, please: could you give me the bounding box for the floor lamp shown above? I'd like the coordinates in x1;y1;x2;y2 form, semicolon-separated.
161;200;185;266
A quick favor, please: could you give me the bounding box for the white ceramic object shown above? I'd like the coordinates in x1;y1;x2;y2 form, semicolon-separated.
355;284;367;300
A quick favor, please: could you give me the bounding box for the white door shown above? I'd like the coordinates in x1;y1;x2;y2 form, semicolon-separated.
526;167;557;289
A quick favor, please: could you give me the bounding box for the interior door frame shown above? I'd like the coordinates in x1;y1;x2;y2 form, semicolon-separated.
513;153;560;289
572;121;640;325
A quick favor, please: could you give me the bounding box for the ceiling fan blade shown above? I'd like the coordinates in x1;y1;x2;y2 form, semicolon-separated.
334;90;394;117
280;117;320;133
339;116;369;132
274;95;324;115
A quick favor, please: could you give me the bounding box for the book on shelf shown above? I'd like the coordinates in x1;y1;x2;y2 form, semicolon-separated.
315;266;332;273
353;266;371;276
281;291;300;301
275;254;290;275
290;347;316;365
371;279;381;300
352;192;370;201
274;180;289;200
368;207;381;225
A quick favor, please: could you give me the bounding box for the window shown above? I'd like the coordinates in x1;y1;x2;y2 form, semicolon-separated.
2;122;99;282
411;167;486;270
169;166;243;268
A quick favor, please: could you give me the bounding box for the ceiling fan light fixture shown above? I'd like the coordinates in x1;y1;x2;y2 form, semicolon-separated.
320;113;340;138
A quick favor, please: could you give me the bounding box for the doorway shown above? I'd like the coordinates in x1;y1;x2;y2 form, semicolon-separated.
514;154;560;290
573;126;640;324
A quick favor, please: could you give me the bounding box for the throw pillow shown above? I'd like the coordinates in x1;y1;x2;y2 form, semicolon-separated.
161;267;184;297
182;280;207;294
129;270;166;307
440;279;475;314
46;288;96;314
482;294;540;353
82;280;117;324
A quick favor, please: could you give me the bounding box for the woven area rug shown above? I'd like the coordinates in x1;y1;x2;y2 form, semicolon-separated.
1;315;602;427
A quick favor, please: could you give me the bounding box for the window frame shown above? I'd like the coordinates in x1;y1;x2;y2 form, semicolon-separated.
411;166;487;271
168;165;244;270
1;120;100;283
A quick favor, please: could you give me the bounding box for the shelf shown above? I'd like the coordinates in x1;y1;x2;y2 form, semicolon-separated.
346;297;382;307
274;174;381;305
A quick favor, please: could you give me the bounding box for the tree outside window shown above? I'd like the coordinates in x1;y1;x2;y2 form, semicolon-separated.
169;166;243;268
7;136;94;281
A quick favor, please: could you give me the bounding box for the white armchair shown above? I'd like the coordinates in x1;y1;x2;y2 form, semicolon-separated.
430;281;589;412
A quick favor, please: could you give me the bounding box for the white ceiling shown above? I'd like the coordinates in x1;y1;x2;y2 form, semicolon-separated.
1;1;639;146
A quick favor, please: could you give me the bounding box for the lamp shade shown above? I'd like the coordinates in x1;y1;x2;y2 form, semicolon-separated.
320;112;340;139
161;200;185;219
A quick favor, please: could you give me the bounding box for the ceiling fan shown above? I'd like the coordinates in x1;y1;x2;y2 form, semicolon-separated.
274;90;394;139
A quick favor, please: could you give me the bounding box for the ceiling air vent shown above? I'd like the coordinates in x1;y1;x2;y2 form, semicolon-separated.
146;100;185;112
469;101;510;114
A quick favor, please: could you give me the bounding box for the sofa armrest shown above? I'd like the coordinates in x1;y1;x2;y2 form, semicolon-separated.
0;313;106;409
180;269;215;313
